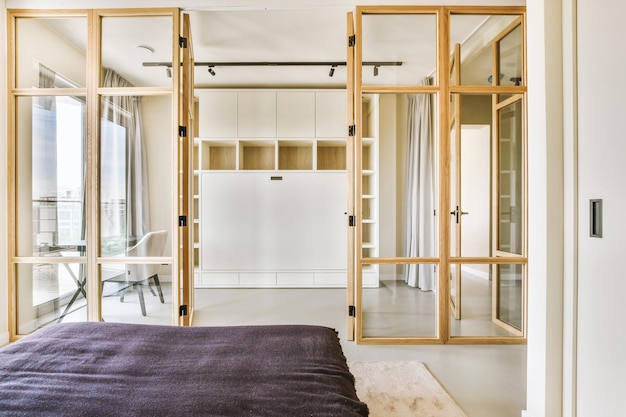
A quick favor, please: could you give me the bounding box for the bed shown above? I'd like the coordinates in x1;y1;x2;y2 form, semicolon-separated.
0;322;369;416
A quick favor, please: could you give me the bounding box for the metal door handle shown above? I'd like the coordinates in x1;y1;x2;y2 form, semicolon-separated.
450;206;469;223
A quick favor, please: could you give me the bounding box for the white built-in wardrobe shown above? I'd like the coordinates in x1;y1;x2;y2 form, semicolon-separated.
193;89;379;288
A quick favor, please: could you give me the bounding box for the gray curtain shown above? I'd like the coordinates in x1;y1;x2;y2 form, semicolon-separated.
101;68;150;241
404;78;436;290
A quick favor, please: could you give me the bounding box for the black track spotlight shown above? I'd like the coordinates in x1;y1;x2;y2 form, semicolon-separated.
373;65;379;76
165;67;172;78
208;66;216;76
329;65;336;77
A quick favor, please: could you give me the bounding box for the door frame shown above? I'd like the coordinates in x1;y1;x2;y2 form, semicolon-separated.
6;8;183;340
350;5;527;345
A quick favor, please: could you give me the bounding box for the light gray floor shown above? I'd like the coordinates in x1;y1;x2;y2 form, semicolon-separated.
192;285;527;417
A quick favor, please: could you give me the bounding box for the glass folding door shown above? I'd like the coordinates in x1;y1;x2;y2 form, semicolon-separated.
8;9;182;338
354;9;441;342
351;7;527;344
11;15;89;332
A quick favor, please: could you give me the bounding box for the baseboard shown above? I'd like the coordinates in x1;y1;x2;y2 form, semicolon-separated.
460;265;489;280
0;331;10;347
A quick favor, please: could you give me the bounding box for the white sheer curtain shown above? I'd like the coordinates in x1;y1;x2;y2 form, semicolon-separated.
404;78;436;290
101;68;150;242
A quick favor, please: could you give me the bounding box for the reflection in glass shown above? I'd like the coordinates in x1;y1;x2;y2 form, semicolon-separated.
497;23;523;86
362;263;437;338
369;93;439;265
450;264;522;337
361;14;436;86
16;17;87;89
449;15;521;86
496;264;523;331
101;263;172;324
497;99;524;255
17;262;86;334
99;91;172;258
101;16;173;88
16;95;86;257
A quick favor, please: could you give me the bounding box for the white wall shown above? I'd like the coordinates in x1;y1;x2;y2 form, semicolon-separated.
576;0;626;415
142;95;174;258
378;94;398;278
460;125;490;277
525;0;565;414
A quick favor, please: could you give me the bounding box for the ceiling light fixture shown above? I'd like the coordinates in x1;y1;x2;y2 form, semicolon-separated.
329;65;336;77
208;66;216;76
137;44;155;53
373;65;380;76
166;67;172;78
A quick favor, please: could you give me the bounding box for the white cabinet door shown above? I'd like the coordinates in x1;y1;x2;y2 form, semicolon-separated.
201;172;347;271
277;91;315;137
316;91;346;138
237;91;276;138
197;90;238;138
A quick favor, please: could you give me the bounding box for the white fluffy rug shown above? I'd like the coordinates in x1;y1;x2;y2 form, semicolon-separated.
349;361;469;417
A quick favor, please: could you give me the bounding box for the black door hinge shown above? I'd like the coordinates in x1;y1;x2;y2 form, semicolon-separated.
348;35;356;47
179;215;187;227
179;36;188;48
179;304;188;317
348;305;356;317
179;125;187;137
348;124;356;137
348;215;356;227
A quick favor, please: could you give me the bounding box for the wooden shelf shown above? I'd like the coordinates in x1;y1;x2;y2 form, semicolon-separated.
317;141;346;170
240;141;275;170
278;141;313;170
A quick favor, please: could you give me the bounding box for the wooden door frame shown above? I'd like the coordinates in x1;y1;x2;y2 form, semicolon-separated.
352;5;527;345
180;12;195;326
6;8;182;340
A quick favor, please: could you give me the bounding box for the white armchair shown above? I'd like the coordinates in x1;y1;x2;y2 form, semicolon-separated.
121;230;168;316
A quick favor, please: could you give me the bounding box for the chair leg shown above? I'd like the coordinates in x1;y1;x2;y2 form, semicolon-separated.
147;283;157;297
137;284;147;316
153;275;165;304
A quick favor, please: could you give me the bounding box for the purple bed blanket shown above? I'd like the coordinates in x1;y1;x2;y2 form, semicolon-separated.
0;322;368;417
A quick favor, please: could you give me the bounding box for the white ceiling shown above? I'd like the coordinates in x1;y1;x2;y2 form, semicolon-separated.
45;9;520;89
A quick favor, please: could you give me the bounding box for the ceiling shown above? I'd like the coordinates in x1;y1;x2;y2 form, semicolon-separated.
46;9;521;89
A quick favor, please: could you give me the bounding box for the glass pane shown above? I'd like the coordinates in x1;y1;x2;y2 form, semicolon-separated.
99;95;172;257
362;263;437;338
16;17;87;89
449;14;520;86
16;96;87;257
450;51;458;86
497;23;523;86
101;263;172;324
17;262;86;334
450;94;493;257
101;16;173;88
364;93;439;264
450;264;522;337
497;99;524;255
496;264;524;331
361;14;436;86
